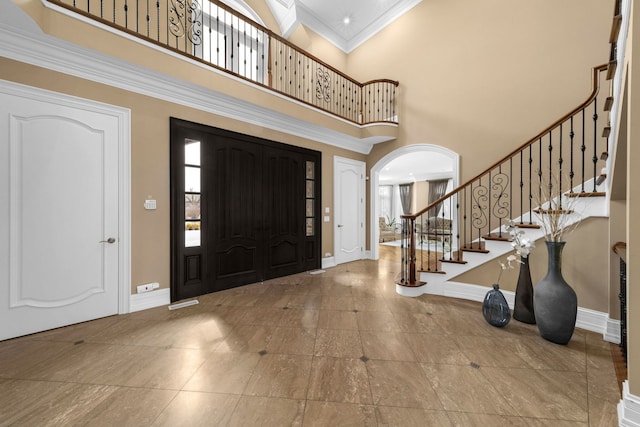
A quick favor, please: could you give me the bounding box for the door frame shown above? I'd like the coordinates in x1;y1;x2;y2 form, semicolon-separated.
0;79;131;315
369;144;459;260
333;156;366;265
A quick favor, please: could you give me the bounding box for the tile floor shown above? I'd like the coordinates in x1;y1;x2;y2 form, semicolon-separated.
0;259;621;426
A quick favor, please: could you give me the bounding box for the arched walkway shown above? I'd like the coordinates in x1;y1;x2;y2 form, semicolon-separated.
369;144;459;260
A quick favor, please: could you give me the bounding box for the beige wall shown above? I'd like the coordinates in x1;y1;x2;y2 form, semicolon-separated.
455;217;610;313
344;0;612;183
0;58;364;293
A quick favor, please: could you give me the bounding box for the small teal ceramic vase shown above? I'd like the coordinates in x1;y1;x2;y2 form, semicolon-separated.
483;284;511;327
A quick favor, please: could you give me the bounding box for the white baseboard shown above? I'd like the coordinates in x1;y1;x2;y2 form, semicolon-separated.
575;307;609;335
405;280;612;337
619;381;640;426
129;288;170;312
322;257;336;269
605;317;622;344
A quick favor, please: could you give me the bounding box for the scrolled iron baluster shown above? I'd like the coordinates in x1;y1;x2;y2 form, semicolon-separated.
168;0;186;38
168;0;202;49
491;171;509;234
471;182;488;239
315;68;331;103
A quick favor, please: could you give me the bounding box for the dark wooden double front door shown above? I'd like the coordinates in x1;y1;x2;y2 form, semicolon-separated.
170;118;321;301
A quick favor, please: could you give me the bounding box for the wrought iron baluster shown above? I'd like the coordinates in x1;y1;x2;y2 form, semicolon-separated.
593;97;599;191
581;108;586;192
509;158;513;223
548;131;552;195
156;0;160;41
488;171;492;236
528;144;533;224
146;0;149;37
570;116;575;191
538;137;542;205
519;150;524;225
559;123;563;208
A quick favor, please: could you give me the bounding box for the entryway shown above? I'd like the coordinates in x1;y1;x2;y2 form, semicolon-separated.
170;118;321;301
370;144;459;261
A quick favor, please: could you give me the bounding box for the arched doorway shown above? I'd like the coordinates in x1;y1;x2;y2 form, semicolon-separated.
370;144;459;260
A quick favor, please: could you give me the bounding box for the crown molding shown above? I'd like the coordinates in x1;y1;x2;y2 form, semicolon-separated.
0;2;395;154
295;0;422;53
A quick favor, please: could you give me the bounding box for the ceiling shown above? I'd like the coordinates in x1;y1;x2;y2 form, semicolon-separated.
265;0;423;53
379;151;454;184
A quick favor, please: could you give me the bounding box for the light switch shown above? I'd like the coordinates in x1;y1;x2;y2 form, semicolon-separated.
324;216;330;222
144;199;157;210
325;207;330;213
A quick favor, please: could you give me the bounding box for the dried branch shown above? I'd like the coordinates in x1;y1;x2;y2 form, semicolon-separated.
532;172;581;242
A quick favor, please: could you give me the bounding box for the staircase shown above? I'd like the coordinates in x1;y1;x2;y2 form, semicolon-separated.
396;63;614;297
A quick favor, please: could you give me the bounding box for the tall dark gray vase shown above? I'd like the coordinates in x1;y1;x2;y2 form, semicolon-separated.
513;256;536;324
533;241;577;345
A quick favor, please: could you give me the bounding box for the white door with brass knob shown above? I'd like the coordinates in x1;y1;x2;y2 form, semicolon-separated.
334;157;365;265
0;82;124;340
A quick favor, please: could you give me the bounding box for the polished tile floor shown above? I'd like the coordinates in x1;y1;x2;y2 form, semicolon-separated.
0;259;621;426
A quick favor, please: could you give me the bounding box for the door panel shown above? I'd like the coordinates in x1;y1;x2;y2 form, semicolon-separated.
208;141;262;289
0;88;119;340
263;147;304;279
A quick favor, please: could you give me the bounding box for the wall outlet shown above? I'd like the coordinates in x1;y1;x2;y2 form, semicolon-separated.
137;282;160;293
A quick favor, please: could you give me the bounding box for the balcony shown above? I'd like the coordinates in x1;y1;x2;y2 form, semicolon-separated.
38;0;399;146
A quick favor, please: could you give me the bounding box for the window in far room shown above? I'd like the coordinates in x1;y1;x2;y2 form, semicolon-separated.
379;185;393;222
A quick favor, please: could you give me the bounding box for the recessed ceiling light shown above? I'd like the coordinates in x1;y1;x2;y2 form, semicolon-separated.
343;16;351;25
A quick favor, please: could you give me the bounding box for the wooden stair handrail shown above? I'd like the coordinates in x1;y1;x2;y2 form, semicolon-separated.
404;63;609;221
613;241;627;262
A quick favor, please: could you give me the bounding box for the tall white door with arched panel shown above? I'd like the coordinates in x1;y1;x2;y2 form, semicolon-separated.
334;157;365;265
0;81;130;341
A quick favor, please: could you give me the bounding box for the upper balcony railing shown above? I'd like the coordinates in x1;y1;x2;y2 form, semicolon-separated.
45;0;399;125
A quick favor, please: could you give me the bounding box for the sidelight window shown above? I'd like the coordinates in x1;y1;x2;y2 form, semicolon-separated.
185;139;201;247
305;161;315;236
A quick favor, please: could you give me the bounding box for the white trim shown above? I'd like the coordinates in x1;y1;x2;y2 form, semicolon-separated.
574;307;609;335
321;257;336;269
605;317;622;344
619;381;640;426
295;0;423;53
130;288;171;312
398;280;614;336
0;79;131;316
1;9;395;155
369;144;460;260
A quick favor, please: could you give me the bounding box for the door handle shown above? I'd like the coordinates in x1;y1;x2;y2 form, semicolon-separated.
337;225;343;228
99;237;116;244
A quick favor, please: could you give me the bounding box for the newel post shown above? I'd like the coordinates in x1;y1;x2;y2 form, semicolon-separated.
399;215;418;286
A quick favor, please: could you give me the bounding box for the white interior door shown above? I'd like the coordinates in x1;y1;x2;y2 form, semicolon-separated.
0;83;121;340
334;157;365;265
